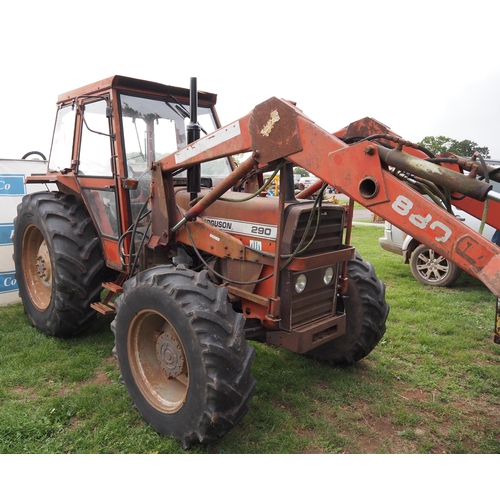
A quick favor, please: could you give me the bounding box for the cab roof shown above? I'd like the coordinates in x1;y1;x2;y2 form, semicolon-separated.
56;75;218;106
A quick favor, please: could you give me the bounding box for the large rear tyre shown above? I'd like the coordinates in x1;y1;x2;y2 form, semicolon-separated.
13;192;105;337
112;265;256;449
306;252;389;366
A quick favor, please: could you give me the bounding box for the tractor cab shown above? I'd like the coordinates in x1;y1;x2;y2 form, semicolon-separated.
35;76;232;270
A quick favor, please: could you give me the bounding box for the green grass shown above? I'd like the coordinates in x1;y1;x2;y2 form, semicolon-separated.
1;225;499;454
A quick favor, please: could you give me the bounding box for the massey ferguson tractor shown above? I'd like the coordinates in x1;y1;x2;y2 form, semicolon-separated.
13;76;500;448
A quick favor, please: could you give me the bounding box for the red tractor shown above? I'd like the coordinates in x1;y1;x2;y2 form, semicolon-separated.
13;76;500;447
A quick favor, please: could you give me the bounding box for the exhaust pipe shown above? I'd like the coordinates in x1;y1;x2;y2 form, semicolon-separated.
187;77;201;201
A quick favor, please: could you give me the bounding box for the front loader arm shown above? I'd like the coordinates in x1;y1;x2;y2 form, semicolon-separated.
291;140;500;296
155;96;500;298
285;113;500;297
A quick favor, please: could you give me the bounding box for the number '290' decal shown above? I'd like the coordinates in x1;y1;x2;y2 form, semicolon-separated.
203;217;277;240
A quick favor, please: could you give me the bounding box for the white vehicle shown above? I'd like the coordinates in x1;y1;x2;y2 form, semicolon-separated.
379;208;496;287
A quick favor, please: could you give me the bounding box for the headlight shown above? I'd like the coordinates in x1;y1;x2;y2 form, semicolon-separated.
323;267;334;285
295;274;307;293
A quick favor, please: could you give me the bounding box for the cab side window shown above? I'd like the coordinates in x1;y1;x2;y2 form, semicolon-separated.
78;99;113;177
48;105;76;172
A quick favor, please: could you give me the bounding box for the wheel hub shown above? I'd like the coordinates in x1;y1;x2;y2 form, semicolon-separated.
156;332;185;378
36;241;52;288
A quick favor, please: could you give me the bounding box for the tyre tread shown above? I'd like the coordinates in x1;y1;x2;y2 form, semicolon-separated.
306;252;389;366
113;265;256;448
13;192;105;337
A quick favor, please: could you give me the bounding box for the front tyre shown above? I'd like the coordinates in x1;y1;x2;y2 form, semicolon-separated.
306;252;389;366
112;265;256;449
13;192;105;337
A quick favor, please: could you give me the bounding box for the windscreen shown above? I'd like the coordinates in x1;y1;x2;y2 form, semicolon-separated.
120;94;231;184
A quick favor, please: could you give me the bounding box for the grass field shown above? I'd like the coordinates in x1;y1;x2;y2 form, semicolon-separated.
1;224;499;454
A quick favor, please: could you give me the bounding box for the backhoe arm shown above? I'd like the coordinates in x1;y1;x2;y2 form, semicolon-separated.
155;97;500;298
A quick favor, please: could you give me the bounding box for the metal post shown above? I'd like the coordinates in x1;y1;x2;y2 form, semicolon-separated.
494;297;500;344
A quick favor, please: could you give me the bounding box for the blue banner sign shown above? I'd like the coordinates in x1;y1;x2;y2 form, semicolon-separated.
0;223;14;245
0;271;18;294
0;174;25;196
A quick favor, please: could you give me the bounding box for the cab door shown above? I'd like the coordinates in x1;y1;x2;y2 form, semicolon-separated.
76;96;123;269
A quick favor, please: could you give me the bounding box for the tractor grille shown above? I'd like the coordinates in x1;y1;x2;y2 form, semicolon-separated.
280;203;346;331
290;266;339;326
290;208;344;256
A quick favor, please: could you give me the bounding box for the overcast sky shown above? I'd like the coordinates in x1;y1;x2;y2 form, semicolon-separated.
2;0;500;160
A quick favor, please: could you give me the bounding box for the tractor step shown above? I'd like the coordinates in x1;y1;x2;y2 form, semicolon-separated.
91;301;116;315
91;281;124;315
102;282;124;293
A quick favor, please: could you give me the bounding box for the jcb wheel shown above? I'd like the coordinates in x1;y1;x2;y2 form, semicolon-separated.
306;252;389;366
112;265;256;449
13;192;105;337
